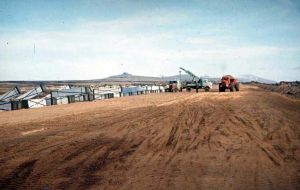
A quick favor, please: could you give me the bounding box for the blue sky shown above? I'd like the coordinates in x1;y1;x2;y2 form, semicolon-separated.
0;0;300;81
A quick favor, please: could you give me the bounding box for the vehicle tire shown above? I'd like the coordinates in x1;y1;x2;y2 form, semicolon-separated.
187;87;191;92
235;83;240;91
205;86;210;92
230;83;234;92
219;85;223;92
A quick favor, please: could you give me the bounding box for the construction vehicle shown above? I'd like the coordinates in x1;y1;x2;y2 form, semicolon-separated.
179;67;213;92
165;80;181;92
219;75;240;92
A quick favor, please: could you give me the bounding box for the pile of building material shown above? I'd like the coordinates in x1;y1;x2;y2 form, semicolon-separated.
0;85;69;111
149;85;165;93
16;85;48;109
93;85;121;100
24;94;52;108
122;86;143;96
121;85;164;96
51;86;93;105
0;86;21;111
0;84;166;111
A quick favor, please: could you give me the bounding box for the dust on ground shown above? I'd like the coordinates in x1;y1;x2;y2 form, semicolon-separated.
251;81;300;99
0;85;300;190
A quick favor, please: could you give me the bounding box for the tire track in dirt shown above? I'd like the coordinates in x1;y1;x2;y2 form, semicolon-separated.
0;159;37;189
0;86;300;189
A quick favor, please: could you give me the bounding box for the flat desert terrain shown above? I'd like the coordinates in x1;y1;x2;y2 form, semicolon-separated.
0;85;300;189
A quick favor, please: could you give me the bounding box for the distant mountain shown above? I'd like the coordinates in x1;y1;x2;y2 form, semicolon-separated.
99;72;276;84
99;72;161;82
237;74;276;84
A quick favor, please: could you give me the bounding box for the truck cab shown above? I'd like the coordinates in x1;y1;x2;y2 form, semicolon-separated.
166;80;182;92
185;79;212;91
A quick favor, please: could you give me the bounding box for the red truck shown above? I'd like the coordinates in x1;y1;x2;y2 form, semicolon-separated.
219;75;240;92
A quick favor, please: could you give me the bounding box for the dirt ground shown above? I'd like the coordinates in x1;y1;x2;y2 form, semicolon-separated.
0;85;300;190
252;82;300;99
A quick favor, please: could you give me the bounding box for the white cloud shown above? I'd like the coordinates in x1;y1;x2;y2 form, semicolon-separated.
0;10;297;80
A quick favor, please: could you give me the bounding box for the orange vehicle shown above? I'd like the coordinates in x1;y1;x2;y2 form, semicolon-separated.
219;75;240;92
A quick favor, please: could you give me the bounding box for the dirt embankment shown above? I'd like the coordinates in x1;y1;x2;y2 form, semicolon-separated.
0;85;300;190
251;81;300;99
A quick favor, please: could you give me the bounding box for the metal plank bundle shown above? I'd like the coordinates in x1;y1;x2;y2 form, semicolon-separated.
16;85;45;100
16;85;48;109
93;86;121;100
26;94;52;108
0;87;21;111
51;86;93;105
121;86;139;96
0;86;21;101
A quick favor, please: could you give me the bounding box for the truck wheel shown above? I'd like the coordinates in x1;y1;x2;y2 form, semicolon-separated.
235;83;240;91
219;86;225;92
219;85;223;92
230;83;234;92
205;86;210;92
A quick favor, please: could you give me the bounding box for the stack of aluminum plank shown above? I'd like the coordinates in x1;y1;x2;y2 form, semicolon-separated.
16;85;48;109
51;86;93;105
0;86;21;111
93;86;121;100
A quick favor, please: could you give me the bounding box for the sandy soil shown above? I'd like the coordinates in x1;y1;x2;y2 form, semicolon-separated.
252;82;300;99
0;85;300;190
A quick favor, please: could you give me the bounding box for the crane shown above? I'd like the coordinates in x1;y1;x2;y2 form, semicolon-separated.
179;67;213;92
179;67;200;82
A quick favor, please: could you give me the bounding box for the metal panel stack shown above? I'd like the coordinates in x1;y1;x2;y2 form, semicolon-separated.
93;86;121;100
16;85;48;109
51;86;93;105
26;94;52;108
0;86;21;111
121;86;138;96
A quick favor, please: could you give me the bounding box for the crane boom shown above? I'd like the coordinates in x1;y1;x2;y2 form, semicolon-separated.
179;67;199;81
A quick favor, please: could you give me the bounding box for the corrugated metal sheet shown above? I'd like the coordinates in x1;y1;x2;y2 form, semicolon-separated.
51;86;92;104
1;84;166;111
51;87;89;98
151;86;160;91
93;86;121;100
11;101;21;110
25;94;51;108
0;86;21;100
145;86;152;91
16;86;44;100
55;97;69;105
122;86;138;94
0;101;12;111
121;85;163;93
159;86;165;92
137;86;147;91
69;95;76;103
94;93;115;100
27;99;47;108
56;85;70;90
